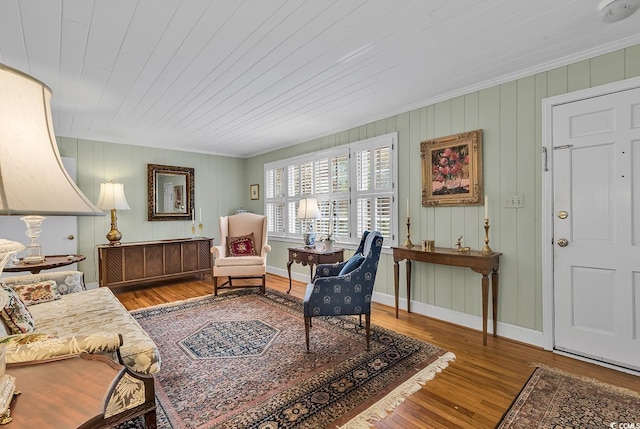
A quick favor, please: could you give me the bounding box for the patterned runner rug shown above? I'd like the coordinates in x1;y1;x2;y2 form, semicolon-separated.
497;365;640;428
122;288;454;429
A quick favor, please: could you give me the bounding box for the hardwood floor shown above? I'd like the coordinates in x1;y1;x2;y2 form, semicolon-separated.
114;273;640;429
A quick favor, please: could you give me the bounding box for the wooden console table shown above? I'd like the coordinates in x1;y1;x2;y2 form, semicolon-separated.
7;353;156;428
392;246;502;345
98;237;213;289
4;254;86;274
287;246;344;292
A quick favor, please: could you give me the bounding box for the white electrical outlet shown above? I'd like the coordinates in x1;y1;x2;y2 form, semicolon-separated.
503;194;524;208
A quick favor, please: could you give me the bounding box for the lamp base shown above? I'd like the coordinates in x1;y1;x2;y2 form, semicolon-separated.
303;231;316;248
106;209;123;246
106;228;122;246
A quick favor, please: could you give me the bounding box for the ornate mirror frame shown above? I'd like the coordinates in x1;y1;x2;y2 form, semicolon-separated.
147;164;195;221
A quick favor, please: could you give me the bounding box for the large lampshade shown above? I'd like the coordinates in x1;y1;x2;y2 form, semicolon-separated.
0;64;103;216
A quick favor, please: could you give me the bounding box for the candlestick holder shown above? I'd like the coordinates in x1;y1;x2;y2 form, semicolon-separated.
191;223;197;239
480;218;492;255
404;217;413;248
198;223;203;237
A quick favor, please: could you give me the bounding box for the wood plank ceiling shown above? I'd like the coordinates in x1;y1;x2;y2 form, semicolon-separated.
1;0;639;157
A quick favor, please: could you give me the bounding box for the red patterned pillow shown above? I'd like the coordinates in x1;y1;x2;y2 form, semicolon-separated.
13;280;61;306
227;233;258;257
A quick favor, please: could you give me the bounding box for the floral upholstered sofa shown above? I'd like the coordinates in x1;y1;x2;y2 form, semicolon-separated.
0;270;160;375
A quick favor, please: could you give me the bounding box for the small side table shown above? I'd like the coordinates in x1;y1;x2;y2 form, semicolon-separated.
7;353;156;428
287;246;344;292
3;254;86;275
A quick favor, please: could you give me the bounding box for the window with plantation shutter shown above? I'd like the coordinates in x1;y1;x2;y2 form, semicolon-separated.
265;132;397;246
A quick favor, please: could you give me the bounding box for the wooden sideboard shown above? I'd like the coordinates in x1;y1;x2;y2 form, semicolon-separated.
98;237;213;289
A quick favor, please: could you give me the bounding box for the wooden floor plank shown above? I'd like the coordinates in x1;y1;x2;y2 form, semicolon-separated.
113;273;640;429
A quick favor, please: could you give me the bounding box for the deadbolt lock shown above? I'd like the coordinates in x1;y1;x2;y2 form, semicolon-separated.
557;238;568;247
558;211;568;219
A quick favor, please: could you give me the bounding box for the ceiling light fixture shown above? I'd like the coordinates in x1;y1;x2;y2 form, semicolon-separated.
599;0;640;22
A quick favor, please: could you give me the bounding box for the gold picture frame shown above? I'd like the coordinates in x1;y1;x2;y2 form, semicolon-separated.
250;184;260;200
421;129;483;207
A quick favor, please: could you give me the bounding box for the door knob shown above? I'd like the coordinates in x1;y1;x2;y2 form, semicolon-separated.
557;211;568;219
557;238;568;247
67;234;75;240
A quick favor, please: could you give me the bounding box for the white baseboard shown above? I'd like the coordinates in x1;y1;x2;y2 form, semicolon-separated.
257;266;544;347
371;291;544;347
268;266;311;285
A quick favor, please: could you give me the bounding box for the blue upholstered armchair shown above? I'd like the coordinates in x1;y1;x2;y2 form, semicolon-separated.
303;231;383;352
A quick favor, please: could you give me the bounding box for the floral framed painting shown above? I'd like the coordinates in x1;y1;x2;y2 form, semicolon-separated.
421;129;483;207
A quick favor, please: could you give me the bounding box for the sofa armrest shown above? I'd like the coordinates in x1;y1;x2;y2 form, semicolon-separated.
2;270;86;295
5;333;123;364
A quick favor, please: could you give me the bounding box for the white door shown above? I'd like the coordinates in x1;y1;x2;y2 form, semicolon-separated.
552;87;640;371
164;183;174;213
0;157;78;276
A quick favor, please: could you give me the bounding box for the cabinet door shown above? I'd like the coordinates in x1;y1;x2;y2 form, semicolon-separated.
182;241;199;272
164;243;182;274
145;245;163;277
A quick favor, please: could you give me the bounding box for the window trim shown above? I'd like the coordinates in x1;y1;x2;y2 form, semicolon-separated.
264;132;398;246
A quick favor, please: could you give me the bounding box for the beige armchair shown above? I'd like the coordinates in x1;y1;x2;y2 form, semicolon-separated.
210;213;271;295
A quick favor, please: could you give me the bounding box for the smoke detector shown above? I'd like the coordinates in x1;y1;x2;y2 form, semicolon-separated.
599;0;640;22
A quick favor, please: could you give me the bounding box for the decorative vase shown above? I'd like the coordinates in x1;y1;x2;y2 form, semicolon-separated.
20;215;45;263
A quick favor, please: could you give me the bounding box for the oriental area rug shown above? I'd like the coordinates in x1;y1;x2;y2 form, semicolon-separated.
121;288;454;429
497;365;640;428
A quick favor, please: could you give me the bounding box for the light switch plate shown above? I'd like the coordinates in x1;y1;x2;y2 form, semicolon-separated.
503;194;524;208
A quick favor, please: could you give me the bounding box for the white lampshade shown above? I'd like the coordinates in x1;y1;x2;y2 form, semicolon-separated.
297;198;321;219
0;64;104;216
96;182;131;211
0;239;26;277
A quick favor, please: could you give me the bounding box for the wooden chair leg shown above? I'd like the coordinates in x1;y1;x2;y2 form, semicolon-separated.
261;274;266;293
365;313;371;350
213;276;218;296
144;408;157;429
305;317;311;352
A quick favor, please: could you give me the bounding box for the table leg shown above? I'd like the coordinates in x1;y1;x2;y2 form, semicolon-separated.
482;274;489;346
287;260;294;293
406;260;412;313
393;260;400;318
310;264;314;281
492;269;499;338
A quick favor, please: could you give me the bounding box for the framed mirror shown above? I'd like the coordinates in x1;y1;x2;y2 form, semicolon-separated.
147;164;195;221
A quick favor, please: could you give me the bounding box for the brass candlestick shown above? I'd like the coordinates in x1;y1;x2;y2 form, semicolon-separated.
480;218;492;255
191;223;196;238
404;217;413;248
198;223;203;237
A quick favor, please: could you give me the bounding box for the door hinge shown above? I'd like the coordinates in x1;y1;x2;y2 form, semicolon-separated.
553;144;573;150
542;147;548;172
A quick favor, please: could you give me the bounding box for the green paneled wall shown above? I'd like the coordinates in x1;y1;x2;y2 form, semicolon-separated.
246;44;640;332
60;44;640;333
58;137;246;284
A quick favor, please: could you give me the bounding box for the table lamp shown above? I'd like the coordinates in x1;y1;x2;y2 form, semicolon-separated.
0;64;104;259
96;182;131;246
297;198;320;248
